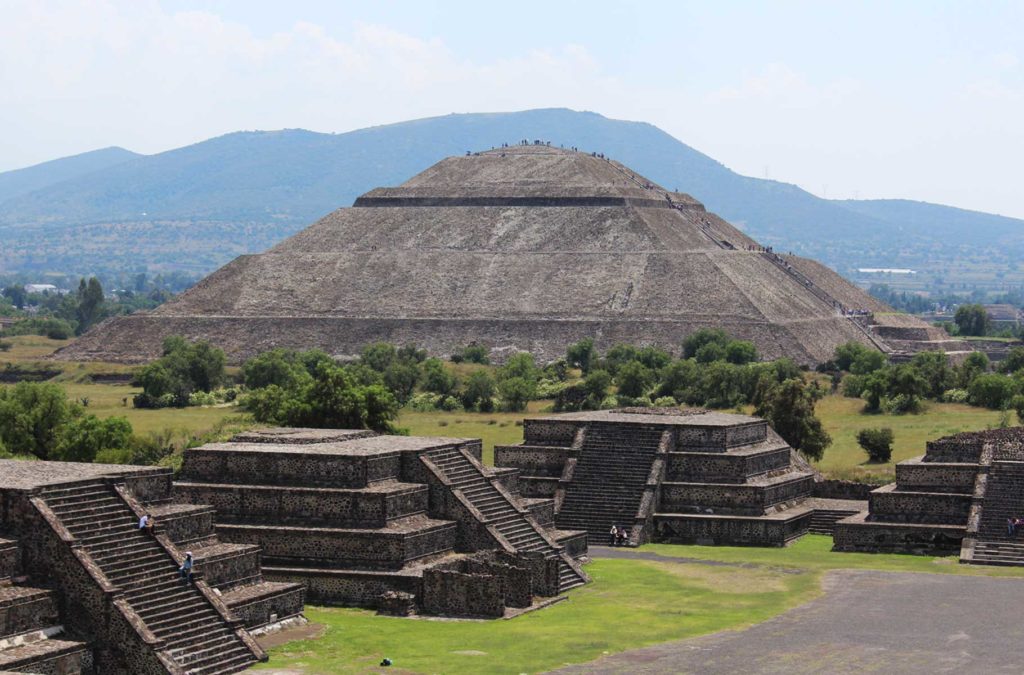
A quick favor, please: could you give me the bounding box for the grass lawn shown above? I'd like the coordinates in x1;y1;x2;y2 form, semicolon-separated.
813;394;1008;482
259;536;1024;674
397;400;553;466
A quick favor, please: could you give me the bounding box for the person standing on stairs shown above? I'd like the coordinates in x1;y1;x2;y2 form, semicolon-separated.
609;525;618;546
179;552;194;584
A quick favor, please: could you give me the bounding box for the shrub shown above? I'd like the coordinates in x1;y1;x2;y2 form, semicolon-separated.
968;373;1018;409
566;338;597;374
461;371;496;411
683;328;729;359
408;392;443;412
459;343;490;365
497;377;535;412
725;340;758;365
420;358;458;396
0;340;10;352
3;317;75;340
653;396;677;407
857;428;894;463
615;361;653;398
941;388;969;403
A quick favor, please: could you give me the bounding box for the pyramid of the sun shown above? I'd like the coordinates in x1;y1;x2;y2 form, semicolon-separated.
60;144;917;365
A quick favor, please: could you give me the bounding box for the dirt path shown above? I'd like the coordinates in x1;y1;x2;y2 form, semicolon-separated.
555;567;1024;673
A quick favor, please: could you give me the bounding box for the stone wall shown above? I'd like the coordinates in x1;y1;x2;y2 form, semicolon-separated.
811;479;875;501
653;511;810;547
180;448;401;488
173;482;428;528
665;447;790;483
660;475;813;516
523;420;579;447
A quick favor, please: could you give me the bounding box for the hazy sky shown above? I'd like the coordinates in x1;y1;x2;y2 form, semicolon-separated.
2;0;1022;217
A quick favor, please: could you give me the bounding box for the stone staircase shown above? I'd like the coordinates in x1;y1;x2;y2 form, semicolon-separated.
426;447;587;592
37;480;262;674
808;508;862;535
555;424;664;545
972;460;1024;566
0;535;91;675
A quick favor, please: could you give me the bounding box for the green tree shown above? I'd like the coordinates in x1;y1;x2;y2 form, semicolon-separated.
615;361;653;398
603;344;638;375
954;304;991;336
133;336;226;408
725;340;758;365
461;370;496;411
459;343;490;365
582;369;612;407
1;284;26;310
360;342;398;372
956;351;990;388
55;415;132;463
383;362;420;404
654;359;699;401
500;352;540;383
1000;347;1024;374
421;358;458;396
566;338;597;374
683;328;729;359
0;382;77;460
968;373;1018;409
755;378;832;461
909;351;953;399
833;341;874;371
856;428;894;463
849;350;887;375
246;363;399;432
636;346;672;371
242;348;308;390
75;277;106;335
497;377;535;412
694;341;727;364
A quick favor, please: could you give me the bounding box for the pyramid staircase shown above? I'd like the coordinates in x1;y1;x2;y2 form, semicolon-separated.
970;460;1024;566
35;480;263;675
555;424;666;546
426;447;587;592
0;536;91;674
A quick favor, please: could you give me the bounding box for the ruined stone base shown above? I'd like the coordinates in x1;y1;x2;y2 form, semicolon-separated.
832;512;965;555
652;507;812;546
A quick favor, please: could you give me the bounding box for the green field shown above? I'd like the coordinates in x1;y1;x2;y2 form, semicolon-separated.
2;336;1015;481
257;536;1024;674
813;394;1008;482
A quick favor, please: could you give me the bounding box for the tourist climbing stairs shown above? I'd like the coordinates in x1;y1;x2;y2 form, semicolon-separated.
426;448;587;592
972;460;1024;566
35;480;262;674
555;424;664;546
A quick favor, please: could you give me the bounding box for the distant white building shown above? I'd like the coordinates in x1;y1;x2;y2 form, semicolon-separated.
24;284;59;294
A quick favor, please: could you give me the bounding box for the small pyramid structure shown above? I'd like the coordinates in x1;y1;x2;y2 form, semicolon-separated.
59;143;950;364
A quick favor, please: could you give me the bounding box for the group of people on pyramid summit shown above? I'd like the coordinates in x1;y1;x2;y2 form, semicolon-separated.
1008;517;1024;536
138;512;195;583
609;524;631;546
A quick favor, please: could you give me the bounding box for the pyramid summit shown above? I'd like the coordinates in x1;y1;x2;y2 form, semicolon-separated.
59;143;943;364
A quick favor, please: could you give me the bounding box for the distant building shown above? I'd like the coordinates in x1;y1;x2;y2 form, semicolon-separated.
24;284;59;294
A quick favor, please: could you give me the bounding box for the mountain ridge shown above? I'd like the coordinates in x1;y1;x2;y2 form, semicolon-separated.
0;108;1018;280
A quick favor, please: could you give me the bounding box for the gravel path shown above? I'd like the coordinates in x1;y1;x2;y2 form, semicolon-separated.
560;551;1024;673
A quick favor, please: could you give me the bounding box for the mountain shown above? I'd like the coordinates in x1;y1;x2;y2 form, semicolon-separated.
0;109;1019;283
0;147;140;204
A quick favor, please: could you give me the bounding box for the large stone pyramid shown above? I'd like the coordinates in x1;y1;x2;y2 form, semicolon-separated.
60;144;905;364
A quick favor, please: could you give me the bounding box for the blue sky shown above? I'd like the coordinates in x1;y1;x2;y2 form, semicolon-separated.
2;0;1022;217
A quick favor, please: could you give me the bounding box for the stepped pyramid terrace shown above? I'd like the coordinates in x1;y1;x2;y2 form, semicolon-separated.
834;427;1024;565
495;408;837;547
0;459;304;674
173;427;589;618
55;144;968;366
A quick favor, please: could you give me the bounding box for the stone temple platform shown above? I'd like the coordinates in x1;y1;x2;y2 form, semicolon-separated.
495;408;816;547
0;458;301;674
834;427;1024;566
173;428;589;618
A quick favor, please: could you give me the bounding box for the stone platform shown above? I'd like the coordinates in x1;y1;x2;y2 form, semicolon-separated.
495;408;817;547
0;458;303;673
173;427;589;617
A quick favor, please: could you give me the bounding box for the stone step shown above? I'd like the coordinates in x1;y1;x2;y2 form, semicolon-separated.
220;580;305;629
